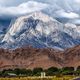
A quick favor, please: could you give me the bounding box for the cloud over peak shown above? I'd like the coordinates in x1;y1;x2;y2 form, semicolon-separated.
0;1;49;17
55;10;79;19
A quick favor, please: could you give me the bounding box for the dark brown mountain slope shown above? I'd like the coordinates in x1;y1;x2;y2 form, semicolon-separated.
0;46;80;69
64;45;80;67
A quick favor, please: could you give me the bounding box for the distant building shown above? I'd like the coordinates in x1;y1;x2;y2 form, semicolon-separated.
7;73;16;77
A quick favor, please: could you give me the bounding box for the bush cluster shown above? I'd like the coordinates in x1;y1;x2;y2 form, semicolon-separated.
0;66;80;77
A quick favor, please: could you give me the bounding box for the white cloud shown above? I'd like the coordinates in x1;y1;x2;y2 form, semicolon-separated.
55;10;79;19
0;0;29;6
0;1;49;17
75;0;80;3
69;19;80;24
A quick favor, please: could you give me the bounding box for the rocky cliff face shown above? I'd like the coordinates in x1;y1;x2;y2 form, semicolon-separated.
0;45;80;69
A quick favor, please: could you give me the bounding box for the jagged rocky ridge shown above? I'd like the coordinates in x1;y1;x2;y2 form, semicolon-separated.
0;12;80;50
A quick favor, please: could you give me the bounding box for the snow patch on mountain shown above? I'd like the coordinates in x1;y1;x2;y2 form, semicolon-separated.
64;23;80;39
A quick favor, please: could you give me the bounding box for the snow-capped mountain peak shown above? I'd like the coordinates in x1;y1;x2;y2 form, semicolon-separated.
2;12;61;43
0;12;63;49
1;12;80;50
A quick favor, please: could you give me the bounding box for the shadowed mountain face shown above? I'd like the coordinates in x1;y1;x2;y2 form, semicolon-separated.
0;45;80;69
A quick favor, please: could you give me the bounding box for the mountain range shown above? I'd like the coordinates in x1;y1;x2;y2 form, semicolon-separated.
0;0;80;69
0;12;79;50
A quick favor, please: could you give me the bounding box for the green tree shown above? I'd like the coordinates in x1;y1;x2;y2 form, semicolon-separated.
46;67;59;76
25;69;32;76
13;68;21;75
76;66;80;76
1;69;12;77
20;69;32;76
61;67;74;75
33;68;43;76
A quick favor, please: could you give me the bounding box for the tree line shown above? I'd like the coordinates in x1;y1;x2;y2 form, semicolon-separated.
0;66;80;77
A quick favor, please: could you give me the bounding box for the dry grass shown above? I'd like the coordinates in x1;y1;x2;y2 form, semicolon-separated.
0;76;77;80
